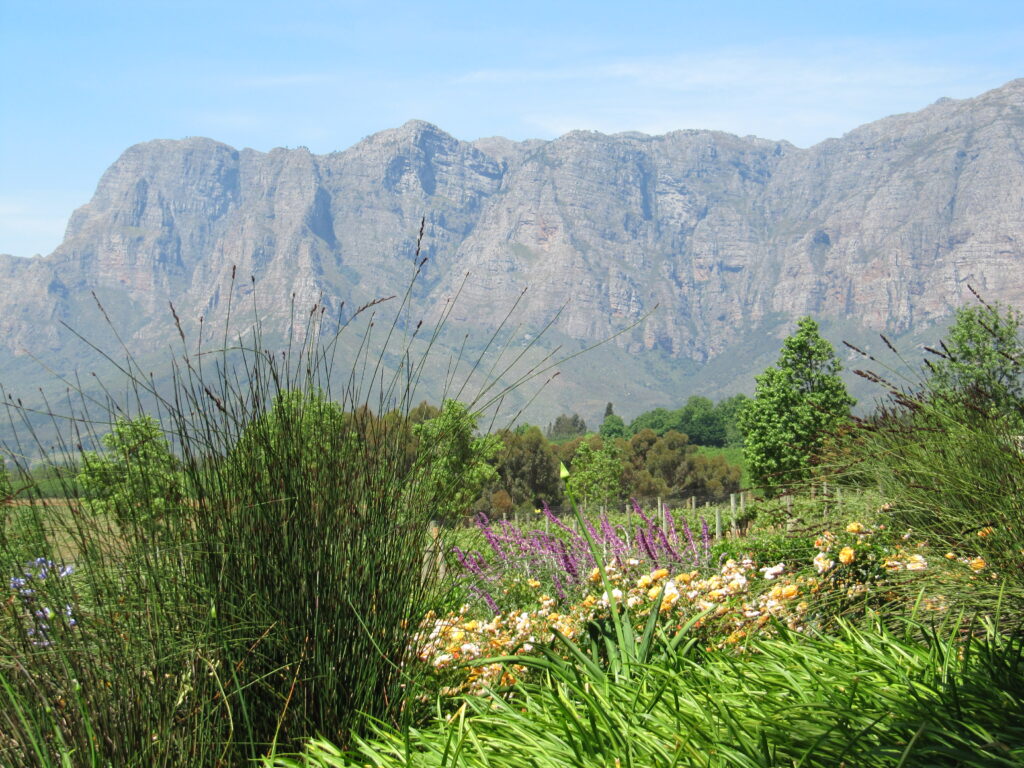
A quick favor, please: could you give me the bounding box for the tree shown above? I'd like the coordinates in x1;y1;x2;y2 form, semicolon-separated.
925;301;1024;419
716;393;750;446
77;416;184;530
567;440;623;509
677;396;725;446
739;317;854;494
546;413;588;442
628;407;674;436
599;412;627;439
412;400;501;521
488;425;562;511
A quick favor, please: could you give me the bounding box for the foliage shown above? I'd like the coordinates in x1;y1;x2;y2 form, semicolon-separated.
844;303;1024;619
76;415;184;531
481;425;562;513
275;617;1024;768
627;394;749;447
0;453;10;502
0;249;548;765
544;412;587;442
740;317;854;494
621;429;741;501
924;300;1024;419
598;412;626;439
413;400;501;522
566;441;622;509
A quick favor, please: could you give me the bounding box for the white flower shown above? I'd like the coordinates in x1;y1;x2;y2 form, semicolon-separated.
813;551;834;574
760;563;785;580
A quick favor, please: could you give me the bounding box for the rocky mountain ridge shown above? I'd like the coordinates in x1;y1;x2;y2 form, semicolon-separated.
2;79;1024;426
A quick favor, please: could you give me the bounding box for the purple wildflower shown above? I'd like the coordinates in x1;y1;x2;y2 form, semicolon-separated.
654;525;682;566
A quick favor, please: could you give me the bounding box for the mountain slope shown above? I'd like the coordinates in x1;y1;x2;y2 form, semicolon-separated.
3;79;1024;429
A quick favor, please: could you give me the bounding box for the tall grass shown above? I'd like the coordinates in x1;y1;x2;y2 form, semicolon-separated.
843;336;1024;619
0;251;565;764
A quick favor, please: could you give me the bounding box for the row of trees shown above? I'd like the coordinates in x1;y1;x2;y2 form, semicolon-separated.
475;425;742;516
547;396;749;447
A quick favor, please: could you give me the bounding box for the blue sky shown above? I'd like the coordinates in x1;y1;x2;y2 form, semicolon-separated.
2;0;1022;257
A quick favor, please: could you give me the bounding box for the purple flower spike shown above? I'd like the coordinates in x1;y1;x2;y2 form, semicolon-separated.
631;498;655;527
665;506;679;547
655;525;682;566
681;518;699;564
638;526;658;563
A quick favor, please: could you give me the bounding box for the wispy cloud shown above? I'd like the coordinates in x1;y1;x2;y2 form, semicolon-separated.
455;39;1003;146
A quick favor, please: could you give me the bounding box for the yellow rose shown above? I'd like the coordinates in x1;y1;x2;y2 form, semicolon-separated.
845;522;865;534
780;584;799;600
838;547;856;565
969;557;986;572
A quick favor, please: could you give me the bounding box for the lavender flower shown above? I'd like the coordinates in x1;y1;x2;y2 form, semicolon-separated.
9;557;77;646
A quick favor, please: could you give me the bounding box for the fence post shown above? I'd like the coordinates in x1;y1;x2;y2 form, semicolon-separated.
658;496;665;534
715;507;722;540
730;493;737;536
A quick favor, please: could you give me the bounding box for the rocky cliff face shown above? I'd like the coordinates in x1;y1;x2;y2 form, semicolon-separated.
3;79;1024;421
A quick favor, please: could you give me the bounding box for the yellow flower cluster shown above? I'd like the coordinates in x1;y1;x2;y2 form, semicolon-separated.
416;558;823;693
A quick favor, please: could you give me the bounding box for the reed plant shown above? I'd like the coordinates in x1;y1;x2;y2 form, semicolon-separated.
0;248;566;764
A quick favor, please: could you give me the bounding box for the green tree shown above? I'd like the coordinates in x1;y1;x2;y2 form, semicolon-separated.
477;423;561;514
413;399;501;520
716;393;750;446
77;416;184;530
599;412;627;439
739;317;854;494
546;413;587;442
677;396;726;446
568;440;623;509
925;301;1024;419
627;408;670;436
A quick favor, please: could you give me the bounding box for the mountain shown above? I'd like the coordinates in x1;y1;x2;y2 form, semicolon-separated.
3;79;1024;432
